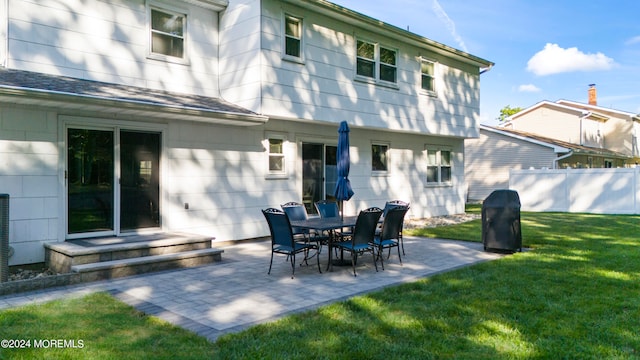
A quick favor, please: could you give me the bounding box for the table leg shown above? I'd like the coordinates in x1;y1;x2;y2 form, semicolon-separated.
326;230;334;272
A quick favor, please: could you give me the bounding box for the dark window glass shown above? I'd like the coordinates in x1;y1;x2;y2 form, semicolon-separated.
380;64;396;82
285;37;300;57
372;144;388;171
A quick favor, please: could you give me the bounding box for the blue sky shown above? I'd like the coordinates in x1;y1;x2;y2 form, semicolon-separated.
332;0;640;125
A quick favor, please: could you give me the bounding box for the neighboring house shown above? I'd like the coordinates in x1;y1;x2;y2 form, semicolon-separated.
0;0;492;265
503;86;640;165
465;125;628;201
554;100;640;164
502;100;607;149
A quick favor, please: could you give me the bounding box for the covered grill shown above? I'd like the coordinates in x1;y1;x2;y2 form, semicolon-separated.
482;190;522;253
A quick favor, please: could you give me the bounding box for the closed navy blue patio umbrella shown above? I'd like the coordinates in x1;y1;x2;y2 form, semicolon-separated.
334;121;354;218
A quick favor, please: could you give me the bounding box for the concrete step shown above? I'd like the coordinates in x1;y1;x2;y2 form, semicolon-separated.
45;232;217;273
70;248;224;282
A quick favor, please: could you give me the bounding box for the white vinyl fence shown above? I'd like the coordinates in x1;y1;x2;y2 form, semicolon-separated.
509;167;640;214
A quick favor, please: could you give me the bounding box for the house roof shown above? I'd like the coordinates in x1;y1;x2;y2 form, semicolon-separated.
481;125;629;159
505;100;610;123
290;0;494;72
506;99;638;125
0;68;268;126
556;99;640;121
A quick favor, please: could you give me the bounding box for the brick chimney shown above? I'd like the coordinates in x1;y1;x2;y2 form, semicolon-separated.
588;84;597;105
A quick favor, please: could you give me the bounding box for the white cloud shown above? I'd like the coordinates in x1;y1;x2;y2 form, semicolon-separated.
518;84;541;92
526;43;615;76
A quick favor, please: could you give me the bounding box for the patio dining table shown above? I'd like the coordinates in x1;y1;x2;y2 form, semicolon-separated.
290;216;358;271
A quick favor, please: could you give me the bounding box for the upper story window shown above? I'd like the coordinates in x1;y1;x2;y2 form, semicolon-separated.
284;15;302;60
356;39;397;84
421;58;436;94
150;7;186;61
426;147;451;185
372;143;389;172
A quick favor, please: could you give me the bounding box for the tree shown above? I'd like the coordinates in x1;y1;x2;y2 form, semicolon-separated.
497;105;523;122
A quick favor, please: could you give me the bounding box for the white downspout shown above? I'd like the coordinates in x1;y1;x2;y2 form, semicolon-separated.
0;0;7;67
554;151;574;169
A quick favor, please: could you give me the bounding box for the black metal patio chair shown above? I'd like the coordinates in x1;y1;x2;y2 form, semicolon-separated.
372;206;408;270
262;208;321;278
381;200;410;255
314;200;340;218
281;201;329;255
281;201;312;239
332;207;382;276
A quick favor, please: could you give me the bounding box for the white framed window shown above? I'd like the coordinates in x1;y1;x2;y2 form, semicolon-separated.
420;58;436;95
265;133;288;178
356;39;397;85
149;5;187;63
283;14;303;61
372;143;389;173
426;147;452;185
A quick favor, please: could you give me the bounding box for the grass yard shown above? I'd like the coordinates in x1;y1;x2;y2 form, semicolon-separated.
0;292;213;360
212;208;640;359
2;206;640;359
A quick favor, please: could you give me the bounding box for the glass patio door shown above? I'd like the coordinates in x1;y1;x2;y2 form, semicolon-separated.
120;131;161;231
67;128;161;237
67;129;115;234
302;143;337;215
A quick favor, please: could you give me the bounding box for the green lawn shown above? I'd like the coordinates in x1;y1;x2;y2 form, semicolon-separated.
0;292;213;360
2;208;640;359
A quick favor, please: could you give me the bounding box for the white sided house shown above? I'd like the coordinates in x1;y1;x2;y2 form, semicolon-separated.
503;88;640;165
0;0;492;266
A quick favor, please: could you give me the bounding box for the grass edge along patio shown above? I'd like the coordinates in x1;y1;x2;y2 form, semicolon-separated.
2;207;640;359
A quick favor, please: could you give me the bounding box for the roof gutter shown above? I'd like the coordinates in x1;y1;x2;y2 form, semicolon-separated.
480;64;493;75
289;0;494;70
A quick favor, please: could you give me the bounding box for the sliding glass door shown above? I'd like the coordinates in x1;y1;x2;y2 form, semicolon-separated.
67;128;161;237
302;143;337;215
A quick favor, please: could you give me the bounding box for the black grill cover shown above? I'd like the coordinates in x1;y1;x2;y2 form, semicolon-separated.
482;190;522;252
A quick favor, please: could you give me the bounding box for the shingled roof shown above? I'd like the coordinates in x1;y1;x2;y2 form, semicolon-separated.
0;68;267;126
482;125;629;159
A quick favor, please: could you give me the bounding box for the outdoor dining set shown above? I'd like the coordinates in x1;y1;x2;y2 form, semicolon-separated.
261;200;409;278
261;121;410;277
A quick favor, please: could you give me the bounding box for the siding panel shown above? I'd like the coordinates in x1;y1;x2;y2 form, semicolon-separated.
465;129;558;201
